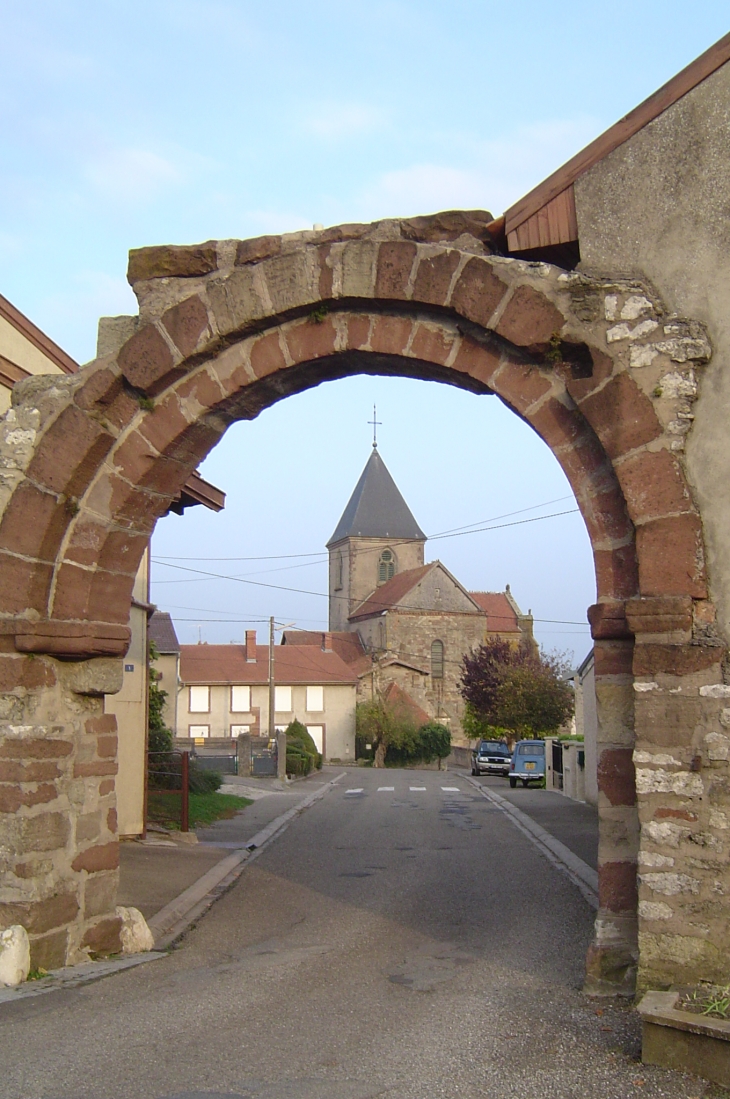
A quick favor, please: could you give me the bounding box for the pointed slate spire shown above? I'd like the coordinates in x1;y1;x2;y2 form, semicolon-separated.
327;450;426;546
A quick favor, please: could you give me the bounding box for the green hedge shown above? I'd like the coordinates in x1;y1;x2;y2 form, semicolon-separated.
285;719;322;776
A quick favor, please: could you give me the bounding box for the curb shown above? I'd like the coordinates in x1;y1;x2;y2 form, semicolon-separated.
148;772;346;948
463;774;599;909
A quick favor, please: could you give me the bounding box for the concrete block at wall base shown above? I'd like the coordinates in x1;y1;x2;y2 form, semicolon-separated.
639;991;730;1088
0;926;30;987
116;906;155;953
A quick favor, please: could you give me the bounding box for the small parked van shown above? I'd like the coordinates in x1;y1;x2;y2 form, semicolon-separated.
509;739;546;787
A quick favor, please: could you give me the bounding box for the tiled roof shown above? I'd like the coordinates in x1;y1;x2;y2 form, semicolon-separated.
349;563;435;621
469;592;520;632
282;629;370;675
382;681;431;727
328;448;425;545
149;611;180;653
179;643;357;686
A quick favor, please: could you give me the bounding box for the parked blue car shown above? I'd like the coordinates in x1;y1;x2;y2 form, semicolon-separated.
509;740;546;787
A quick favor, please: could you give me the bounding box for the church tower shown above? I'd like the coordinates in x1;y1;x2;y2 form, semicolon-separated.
327;447;426;631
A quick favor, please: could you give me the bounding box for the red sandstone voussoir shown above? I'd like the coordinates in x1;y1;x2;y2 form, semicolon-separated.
369;315;414;357
346;314;372;350
450;257;507;328
636;514;707;598
585;488;634;545
449;337;502;386
588;601;632;640
528;396;586;451
174;368;224;410
490;360;553;414
0;482;70;560
412;250;462;306
495;285;565;350
374;242;417;299
117;324;179;396
566;346;616;401
598;748;636;807
285;317;337;364
73;363;139;433
0;554;53;618
26;405;115;498
616;448;693;525
162;296;211;358
250;331;287;380
594;546;640;602
138;394;190;454
576;373;661;460
96;530;150;576
159;420;224;468
409;324;454;366
599;861;638;913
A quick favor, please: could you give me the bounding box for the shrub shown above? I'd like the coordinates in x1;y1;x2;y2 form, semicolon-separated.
285;719;322;773
417;722;451;763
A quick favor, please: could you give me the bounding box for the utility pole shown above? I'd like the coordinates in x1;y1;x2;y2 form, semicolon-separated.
268;615;275;742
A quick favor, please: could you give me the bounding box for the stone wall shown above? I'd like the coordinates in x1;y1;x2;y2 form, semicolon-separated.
0;657;122;968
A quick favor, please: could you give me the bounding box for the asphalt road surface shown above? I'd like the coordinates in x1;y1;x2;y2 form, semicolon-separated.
0;770;709;1099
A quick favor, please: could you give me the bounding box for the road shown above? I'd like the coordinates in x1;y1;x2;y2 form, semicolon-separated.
0;769;706;1098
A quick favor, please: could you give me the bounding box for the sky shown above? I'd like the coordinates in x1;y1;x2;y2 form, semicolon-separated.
2;2;727;660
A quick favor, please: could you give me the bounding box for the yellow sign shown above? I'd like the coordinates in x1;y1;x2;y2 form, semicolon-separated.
194;738;206;746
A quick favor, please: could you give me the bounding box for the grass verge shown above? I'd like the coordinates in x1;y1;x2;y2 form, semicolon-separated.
148;791;252;829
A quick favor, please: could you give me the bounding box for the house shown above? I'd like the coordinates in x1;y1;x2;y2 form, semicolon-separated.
289;445;534;743
178;630;357;760
148;611;181;737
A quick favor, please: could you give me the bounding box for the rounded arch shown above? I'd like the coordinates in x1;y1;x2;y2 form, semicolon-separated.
0;221;716;992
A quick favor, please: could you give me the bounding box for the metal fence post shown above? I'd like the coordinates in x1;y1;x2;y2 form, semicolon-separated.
181;750;189;833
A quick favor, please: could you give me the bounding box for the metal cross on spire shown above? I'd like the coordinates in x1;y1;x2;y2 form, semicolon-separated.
368;404;382;448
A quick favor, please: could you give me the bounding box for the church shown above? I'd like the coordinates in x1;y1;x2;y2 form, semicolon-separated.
284;443;534;744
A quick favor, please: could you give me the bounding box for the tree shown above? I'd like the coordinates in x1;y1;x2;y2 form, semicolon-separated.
148;642;173;755
460;639;573;739
417;722;452;764
356;697;418;768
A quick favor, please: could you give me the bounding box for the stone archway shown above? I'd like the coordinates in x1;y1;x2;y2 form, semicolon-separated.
0;216;719;992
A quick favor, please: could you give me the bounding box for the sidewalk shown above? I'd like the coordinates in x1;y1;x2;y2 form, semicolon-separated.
118;772;333;921
476;774;598;870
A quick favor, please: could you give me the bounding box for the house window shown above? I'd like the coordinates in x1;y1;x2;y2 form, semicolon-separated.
307;726;324;753
189;724;209;739
231;685;251;712
189;685;210;713
230;724;250;738
378;548;395;585
334;552;343;591
431;640;444;679
274;685;292;712
306;685;324;712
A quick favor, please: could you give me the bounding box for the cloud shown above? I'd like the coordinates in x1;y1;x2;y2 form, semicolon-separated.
85;147;183;203
301;102;384;140
359;116;601;220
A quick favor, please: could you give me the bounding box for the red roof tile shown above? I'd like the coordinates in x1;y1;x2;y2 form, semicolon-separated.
349;564;435;621
469;592;520;632
282;629;371;676
180;643;357;685
382;681;431;727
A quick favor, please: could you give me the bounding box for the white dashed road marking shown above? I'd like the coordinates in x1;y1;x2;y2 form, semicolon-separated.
409;786;427;791
377;786;395;792
441;787;460;792
345;788;363;795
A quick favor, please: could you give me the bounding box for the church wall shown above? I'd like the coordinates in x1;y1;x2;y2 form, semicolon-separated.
399;566;478;614
386;610;487;742
328;541;351;631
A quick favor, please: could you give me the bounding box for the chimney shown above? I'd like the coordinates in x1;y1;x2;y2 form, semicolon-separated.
322;632;333;652
245;630;257;662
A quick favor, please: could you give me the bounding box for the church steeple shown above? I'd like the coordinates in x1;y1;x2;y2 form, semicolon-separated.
327;450;426;631
327;449;426;547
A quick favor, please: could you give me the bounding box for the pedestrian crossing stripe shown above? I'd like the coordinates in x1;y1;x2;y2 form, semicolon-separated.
409;786;427;791
441;787;460;792
345;788;364;794
377;786;395;791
